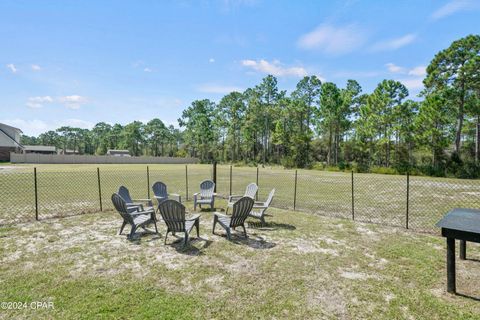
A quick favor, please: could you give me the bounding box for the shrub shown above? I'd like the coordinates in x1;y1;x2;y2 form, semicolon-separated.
369;166;398;175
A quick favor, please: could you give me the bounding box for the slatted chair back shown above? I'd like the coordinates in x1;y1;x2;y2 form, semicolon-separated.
158;199;186;233
244;183;258;199
152;181;168;200
199;180;215;199
111;193;134;224
265;188;275;207
118;186;133;203
230;197;254;228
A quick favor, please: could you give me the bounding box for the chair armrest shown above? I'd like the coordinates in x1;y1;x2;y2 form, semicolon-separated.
168;193;181;201
186;214;201;221
228;195;242;202
126;203;141;207
252;205;268;210
130;211;147;216
213;212;228;218
133;199;153;207
254;201;264;205
127;203;144;210
127;206;140;213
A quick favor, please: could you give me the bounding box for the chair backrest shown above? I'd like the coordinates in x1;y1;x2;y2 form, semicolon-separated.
230;196;254;227
158;199;186;232
265;188;275;207
118;186;133;203
244;183;258;199
152;181;168;200
200;180;215;199
111;193;134;224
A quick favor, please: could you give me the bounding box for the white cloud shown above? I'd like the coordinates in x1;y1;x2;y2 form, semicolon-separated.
31;64;41;71
197;84;244;94
209;58;215;63
408;65;427;77
397;77;424;91
297;23;367;54
431;0;477;20
384;63;427;77
26;96;54;109
0;118;93;136
385;63;405;73
241;59;308;77
0;119;49;136
6;63;17;73
370;34;416;52
58;118;94;129
58;95;89;110
143;67;152;72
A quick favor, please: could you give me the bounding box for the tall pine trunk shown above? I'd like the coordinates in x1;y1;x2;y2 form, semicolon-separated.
476;114;480;164
327;125;333;165
454;82;466;155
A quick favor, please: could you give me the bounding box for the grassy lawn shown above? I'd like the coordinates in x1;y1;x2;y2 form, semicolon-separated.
1;164;479;232
1;200;480;319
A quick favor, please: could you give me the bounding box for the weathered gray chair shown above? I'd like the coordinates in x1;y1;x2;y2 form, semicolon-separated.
152;181;181;205
213;197;254;240
118;186;153;211
158;199;200;246
193;180;215;211
248;188;275;226
111;193;158;239
226;182;258;213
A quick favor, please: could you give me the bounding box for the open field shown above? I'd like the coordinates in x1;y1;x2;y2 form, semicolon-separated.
1;205;480;319
1;164;479;231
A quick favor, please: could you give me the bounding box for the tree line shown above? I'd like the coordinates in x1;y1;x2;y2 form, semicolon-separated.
21;121;183;157
22;35;480;178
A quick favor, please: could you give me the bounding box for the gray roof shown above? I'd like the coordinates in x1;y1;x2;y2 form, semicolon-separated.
0;122;23;133
23;145;56;152
107;149;130;153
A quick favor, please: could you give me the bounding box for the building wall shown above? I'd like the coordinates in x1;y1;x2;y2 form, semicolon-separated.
10;153;199;164
0;125;21;147
0;147;17;161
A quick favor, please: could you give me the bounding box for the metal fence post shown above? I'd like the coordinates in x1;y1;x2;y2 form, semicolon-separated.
146;166;150;198
34;167;38;220
185;165;189;201
293;169;298;211
351;171;355;221
406;171;410;229
212;161;217;192
229;165;232;196
256;166;259;201
97;167;103;211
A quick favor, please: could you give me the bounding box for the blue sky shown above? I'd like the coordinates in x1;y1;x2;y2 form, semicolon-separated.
1;0;479;136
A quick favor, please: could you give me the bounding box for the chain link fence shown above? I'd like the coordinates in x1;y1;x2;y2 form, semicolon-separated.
1;164;480;232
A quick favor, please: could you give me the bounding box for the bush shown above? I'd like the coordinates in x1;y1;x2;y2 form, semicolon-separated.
369;166;398;175
455;161;480;179
325;166;342;172
311;162;325;171
280;157;296;169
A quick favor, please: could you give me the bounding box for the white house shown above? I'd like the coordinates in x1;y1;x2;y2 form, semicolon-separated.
22;145;57;154
0;123;23;161
106;149;131;157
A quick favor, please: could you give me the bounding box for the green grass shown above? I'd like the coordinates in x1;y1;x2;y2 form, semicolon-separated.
1;205;480;319
1;163;479;231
